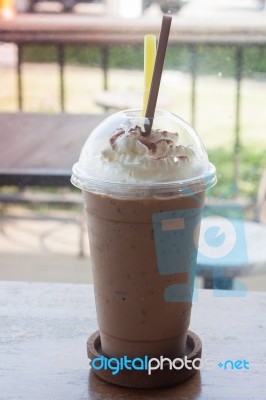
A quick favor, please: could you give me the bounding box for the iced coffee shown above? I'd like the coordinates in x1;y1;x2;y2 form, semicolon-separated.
71;109;216;360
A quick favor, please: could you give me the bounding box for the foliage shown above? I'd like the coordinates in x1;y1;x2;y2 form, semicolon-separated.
208;146;266;200
23;44;266;77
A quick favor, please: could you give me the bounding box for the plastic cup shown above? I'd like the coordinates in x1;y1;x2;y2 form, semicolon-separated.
71;109;216;359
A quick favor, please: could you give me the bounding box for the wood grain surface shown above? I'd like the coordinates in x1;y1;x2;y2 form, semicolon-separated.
0;282;266;399
0;113;103;186
0;113;102;170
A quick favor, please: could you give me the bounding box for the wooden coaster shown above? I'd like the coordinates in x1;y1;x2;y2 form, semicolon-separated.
87;330;202;388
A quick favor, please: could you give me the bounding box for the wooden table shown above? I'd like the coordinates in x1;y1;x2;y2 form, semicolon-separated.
0;281;265;399
0;113;103;187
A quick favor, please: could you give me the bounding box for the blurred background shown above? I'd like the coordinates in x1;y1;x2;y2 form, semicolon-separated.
0;0;265;290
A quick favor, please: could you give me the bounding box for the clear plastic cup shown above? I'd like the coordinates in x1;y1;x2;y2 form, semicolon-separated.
71;109;216;358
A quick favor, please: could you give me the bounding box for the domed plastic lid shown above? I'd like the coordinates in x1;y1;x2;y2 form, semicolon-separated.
71;109;216;198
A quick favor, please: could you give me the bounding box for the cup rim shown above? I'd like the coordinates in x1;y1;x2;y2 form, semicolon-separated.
71;162;216;198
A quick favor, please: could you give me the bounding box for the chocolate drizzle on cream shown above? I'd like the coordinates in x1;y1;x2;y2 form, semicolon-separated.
109;128;125;149
95;123;208;183
108;125;190;161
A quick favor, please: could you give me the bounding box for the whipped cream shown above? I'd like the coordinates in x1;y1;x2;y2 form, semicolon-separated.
97;125;208;183
71;110;216;195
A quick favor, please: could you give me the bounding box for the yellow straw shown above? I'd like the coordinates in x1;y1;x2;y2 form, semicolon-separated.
142;34;156;117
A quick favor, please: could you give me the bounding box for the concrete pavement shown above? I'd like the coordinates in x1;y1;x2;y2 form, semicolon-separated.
0;207;92;283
